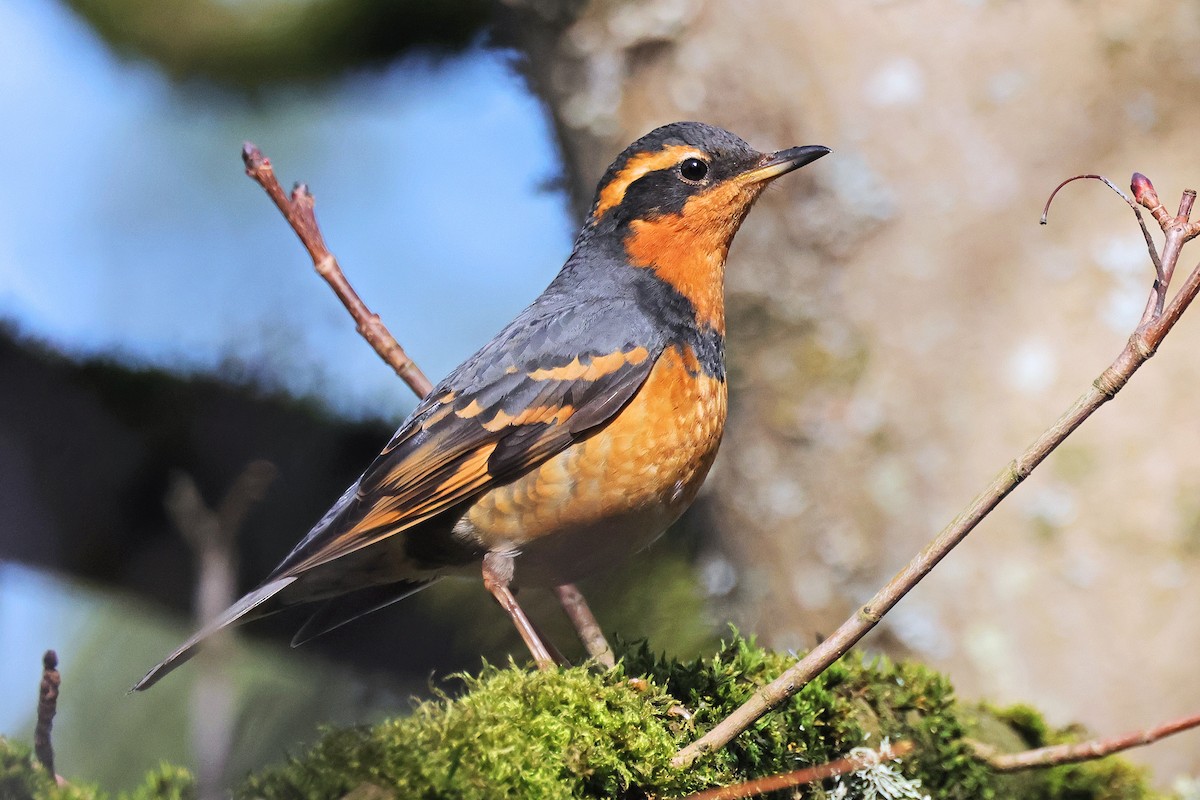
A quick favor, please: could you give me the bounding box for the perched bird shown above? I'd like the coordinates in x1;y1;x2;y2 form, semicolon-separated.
134;122;828;690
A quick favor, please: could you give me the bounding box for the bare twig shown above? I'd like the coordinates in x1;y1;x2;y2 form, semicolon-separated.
241;143;433;397
678;740;914;800
673;173;1200;767
34;650;60;778
1041;173;1163;283
970;710;1200;772
241;143;613;662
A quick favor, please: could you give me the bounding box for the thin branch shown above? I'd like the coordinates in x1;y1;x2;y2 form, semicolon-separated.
674;175;1200;767
678;740;914;800
241;143;613;662
34;650;60;778
554;584;615;667
1041;173;1163;283
969;710;1200;772
241;143;433;397
1040;173;1131;224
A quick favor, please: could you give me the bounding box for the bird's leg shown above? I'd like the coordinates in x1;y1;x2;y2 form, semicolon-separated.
525;615;571;667
481;552;556;670
554;584;615;667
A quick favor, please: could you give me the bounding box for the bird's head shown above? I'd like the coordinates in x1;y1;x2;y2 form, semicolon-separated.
583;121;829;333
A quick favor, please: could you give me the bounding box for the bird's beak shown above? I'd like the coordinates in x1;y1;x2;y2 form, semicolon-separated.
740;145;831;184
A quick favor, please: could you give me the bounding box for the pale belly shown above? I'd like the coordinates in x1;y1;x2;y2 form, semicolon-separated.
455;345;727;587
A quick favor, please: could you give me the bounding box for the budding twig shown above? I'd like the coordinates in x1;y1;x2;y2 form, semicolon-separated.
241;143;434;398
674;172;1200;767
969;710;1200;772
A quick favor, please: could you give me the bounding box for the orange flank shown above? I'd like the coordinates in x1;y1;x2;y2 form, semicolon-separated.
463;344;727;573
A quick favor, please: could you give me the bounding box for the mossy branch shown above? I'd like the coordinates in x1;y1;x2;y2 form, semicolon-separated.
675;172;1200;766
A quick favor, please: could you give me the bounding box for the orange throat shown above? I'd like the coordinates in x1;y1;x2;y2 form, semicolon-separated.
622;182;763;334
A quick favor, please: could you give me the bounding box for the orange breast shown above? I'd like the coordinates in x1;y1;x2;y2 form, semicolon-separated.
459;344;727;584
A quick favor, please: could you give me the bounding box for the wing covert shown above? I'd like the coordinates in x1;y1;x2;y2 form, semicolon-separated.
274;337;657;577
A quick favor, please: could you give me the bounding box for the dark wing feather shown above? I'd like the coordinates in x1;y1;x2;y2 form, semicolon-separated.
268;301;661;579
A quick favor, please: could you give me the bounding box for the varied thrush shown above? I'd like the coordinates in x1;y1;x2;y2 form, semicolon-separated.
135;121;828;690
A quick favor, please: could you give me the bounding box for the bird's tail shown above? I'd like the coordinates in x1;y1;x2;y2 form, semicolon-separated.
131;576;297;692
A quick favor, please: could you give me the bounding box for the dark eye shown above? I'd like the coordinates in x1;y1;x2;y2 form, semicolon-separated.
679;158;709;182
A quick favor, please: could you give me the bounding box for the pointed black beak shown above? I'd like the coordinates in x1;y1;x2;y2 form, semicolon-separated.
741;145;831;183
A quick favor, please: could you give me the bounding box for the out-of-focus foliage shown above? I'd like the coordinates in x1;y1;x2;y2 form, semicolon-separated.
64;0;491;88
1;738;194;800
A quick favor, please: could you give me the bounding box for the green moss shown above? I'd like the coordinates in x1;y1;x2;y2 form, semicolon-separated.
0;639;1174;799
239;664;720;800
623;638;994;799
0;738;194;800
234;638;1029;799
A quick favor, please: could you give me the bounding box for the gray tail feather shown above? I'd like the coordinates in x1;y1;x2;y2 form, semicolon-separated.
290;578;440;648
131;576;298;692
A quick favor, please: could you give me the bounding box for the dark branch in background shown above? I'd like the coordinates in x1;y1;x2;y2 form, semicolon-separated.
34;650;60;780
674;172;1200;766
679;740;914;800
241;144;616;665
969;710;1200;771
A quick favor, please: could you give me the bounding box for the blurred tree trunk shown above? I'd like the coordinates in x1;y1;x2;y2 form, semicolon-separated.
500;0;1200;780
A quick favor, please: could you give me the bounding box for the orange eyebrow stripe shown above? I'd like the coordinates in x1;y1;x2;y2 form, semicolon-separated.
592;145;700;221
527;347;650;382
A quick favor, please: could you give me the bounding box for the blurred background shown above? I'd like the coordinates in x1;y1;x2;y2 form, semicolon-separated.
3;0;1200;793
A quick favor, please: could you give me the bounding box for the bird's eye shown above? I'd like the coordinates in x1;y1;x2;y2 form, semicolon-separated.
679;158;709;182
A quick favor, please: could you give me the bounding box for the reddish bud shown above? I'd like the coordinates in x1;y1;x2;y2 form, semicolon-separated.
1131;172;1154;203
